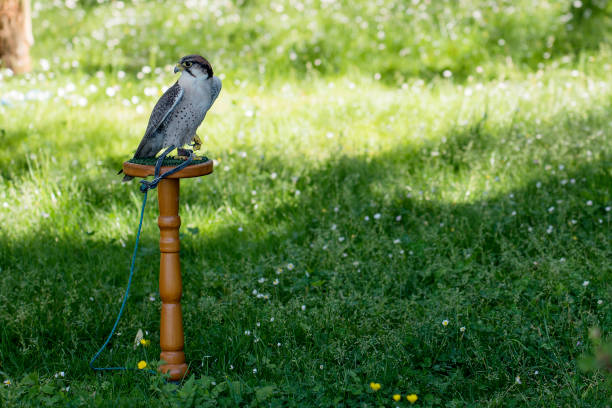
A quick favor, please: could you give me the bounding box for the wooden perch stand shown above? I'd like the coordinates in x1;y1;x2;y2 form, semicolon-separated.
122;159;213;381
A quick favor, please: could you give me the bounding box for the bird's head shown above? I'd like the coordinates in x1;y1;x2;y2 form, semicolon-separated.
174;55;213;79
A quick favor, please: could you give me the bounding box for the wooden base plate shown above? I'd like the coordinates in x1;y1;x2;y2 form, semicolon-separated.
122;159;213;179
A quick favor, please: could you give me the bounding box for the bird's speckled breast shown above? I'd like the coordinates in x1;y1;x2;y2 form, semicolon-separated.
163;79;213;148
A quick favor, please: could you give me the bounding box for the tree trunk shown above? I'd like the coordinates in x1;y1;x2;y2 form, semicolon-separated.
0;0;33;74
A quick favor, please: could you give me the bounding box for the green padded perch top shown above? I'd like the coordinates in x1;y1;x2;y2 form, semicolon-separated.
128;156;210;166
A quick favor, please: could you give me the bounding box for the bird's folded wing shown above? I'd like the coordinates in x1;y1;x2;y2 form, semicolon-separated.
142;82;184;140
208;76;222;109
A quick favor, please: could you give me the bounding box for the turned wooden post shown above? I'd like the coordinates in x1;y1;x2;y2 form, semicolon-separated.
122;159;213;381
157;177;187;379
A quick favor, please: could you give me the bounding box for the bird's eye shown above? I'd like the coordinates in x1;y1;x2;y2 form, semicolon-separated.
184;61;193;68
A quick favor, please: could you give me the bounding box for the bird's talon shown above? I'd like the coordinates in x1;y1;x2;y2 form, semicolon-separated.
191;135;202;151
177;148;193;160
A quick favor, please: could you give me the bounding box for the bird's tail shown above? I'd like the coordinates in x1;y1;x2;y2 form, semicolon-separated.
117;168;134;182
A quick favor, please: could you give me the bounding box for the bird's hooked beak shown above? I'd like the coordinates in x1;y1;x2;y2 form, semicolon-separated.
174;64;183;74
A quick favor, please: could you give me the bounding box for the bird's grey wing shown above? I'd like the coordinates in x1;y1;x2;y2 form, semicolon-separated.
143;82;184;139
207;76;222;109
133;82;184;157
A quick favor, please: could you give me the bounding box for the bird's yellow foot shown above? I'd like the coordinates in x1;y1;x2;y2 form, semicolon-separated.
191;134;202;151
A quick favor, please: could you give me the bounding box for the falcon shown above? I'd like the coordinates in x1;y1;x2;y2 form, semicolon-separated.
122;54;222;181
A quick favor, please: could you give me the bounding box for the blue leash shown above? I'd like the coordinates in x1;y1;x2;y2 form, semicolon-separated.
90;147;194;373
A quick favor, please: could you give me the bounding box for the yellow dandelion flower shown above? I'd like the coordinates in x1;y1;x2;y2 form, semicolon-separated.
407;394;418;403
137;360;147;370
369;382;381;391
393;394;401;401
140;339;150;346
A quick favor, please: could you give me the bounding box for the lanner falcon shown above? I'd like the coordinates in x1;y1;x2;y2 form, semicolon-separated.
122;54;222;181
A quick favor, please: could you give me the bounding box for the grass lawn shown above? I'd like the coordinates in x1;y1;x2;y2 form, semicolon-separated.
0;0;611;406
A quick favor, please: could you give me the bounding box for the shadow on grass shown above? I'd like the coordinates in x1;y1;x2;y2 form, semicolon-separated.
181;152;609;404
0;147;609;401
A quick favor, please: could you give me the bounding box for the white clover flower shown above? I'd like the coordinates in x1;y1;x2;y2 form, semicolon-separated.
40;59;50;71
582;280;590;287
373;213;381;220
515;376;521;384
301;304;306;311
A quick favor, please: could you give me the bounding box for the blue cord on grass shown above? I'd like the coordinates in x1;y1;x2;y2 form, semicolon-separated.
89;189;150;372
89;147;194;374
